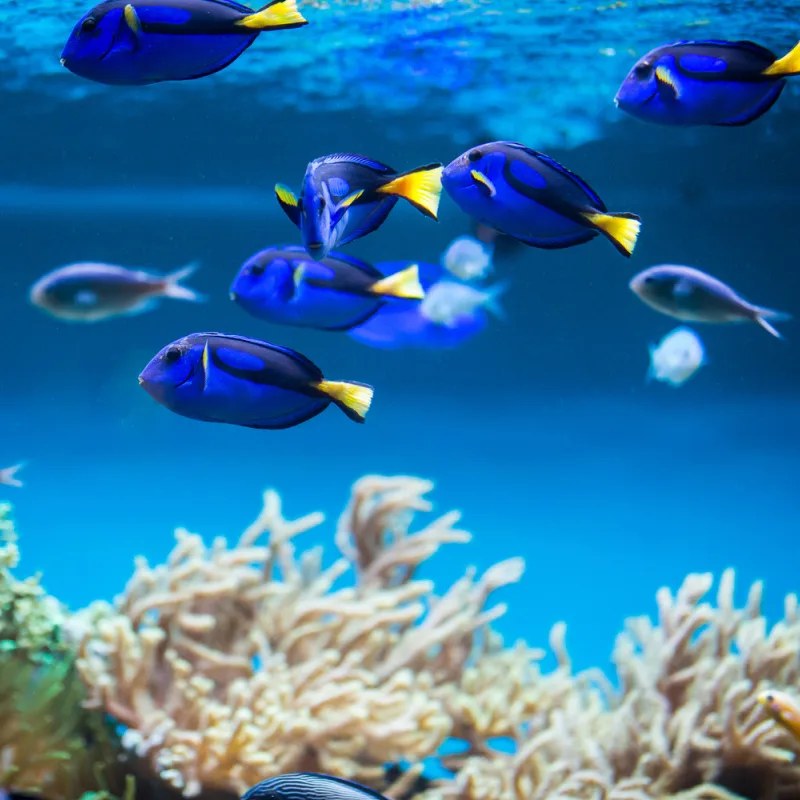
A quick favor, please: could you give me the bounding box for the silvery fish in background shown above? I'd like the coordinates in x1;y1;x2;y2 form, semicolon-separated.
0;463;24;488
647;327;706;387
630;264;791;338
30;261;203;322
442;234;494;281
420;279;508;328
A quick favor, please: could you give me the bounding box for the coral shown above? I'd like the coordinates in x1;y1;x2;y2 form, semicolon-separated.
0;503;122;800
73;476;523;799
423;569;800;800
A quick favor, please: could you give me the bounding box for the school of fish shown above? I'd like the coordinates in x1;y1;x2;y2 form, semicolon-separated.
5;0;797;464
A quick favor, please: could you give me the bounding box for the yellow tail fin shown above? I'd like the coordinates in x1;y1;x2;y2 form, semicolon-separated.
581;210;641;258
369;264;425;300
377;164;443;219
316;380;374;423
237;0;308;30
763;40;800;77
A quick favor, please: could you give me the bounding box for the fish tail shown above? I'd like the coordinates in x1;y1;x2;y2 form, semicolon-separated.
581;210;641;257
369;264;425;300
483;279;510;320
162;261;205;302
377;163;443;219
315;380;374;423
753;306;792;339
236;0;308;31
0;462;25;488
763;40;800;77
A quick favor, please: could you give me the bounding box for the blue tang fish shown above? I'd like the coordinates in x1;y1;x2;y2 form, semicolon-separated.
243;773;391;800
615;40;800;126
138;332;373;428
348;262;489;350
275;154;443;261
630;264;791;339
442;142;641;258
29;260;203;322
229;245;424;331
61;0;308;86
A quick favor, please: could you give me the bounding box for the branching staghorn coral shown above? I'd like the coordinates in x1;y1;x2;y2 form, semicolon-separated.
0;503;121;800
73;476;524;799
423;569;800;800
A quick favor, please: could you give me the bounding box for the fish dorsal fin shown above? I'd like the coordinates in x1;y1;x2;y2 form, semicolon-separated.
327;251;383;278
315;153;395;174
507;145;606;211
671;39;777;61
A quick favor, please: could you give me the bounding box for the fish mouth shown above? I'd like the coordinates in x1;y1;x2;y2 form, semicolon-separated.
137;374;145;385
60;57;67;67
229;291;239;301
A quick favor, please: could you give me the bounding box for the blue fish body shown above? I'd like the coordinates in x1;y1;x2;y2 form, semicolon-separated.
348;262;487;350
243;774;391;800
276;154;444;260
230;246;394;331
61;0;307;86
442;141;641;256
138;332;373;428
615;40;800;127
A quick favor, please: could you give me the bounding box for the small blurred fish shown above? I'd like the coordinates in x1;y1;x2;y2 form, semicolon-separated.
615;40;800;127
30;261;203;323
442;234;494;281
243;773;391;800
61;0;307;85
420;279;507;328
647;327;706;387
630;265;791;339
442;141;641;257
348;262;490;350
275;153;443;261
0;463;24;488
757;688;800;744
230;245;424;331
139;332;373;429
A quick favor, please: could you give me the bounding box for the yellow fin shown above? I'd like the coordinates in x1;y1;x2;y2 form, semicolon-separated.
470;169;496;197
293;264;305;289
655;65;680;98
377;164;443;219
315;380;374;423
581;210;641;258
369;264;425;300
275;183;298;207
124;4;142;35
202;342;211;391
236;0;308;31
763;40;800;77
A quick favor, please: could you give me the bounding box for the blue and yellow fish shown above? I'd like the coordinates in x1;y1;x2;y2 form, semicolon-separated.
275;153;443;260
138;332;373;428
442;141;641;257
615;40;800;127
230;245;424;331
61;0;308;86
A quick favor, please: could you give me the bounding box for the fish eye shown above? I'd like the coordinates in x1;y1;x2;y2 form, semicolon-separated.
164;347;182;363
467;149;483;162
644;276;656;285
81;16;98;32
634;62;652;79
319;197;326;210
250;262;265;276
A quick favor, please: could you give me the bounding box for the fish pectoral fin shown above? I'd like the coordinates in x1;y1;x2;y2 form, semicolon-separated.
314;380;374;423
580;210;641;257
655;65;680;100
124;4;142;36
376;163;443;219
762;40;800;77
673;278;694;297
236;0;308;30
202;342;212;391
369;264;425;300
292;264;306;290
329;190;365;229
470;169;497;198
275;184;302;227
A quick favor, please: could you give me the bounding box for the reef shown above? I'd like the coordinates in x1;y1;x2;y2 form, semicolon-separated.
1;476;799;800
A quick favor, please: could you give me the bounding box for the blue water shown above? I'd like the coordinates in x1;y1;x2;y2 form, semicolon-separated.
2;0;800;690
